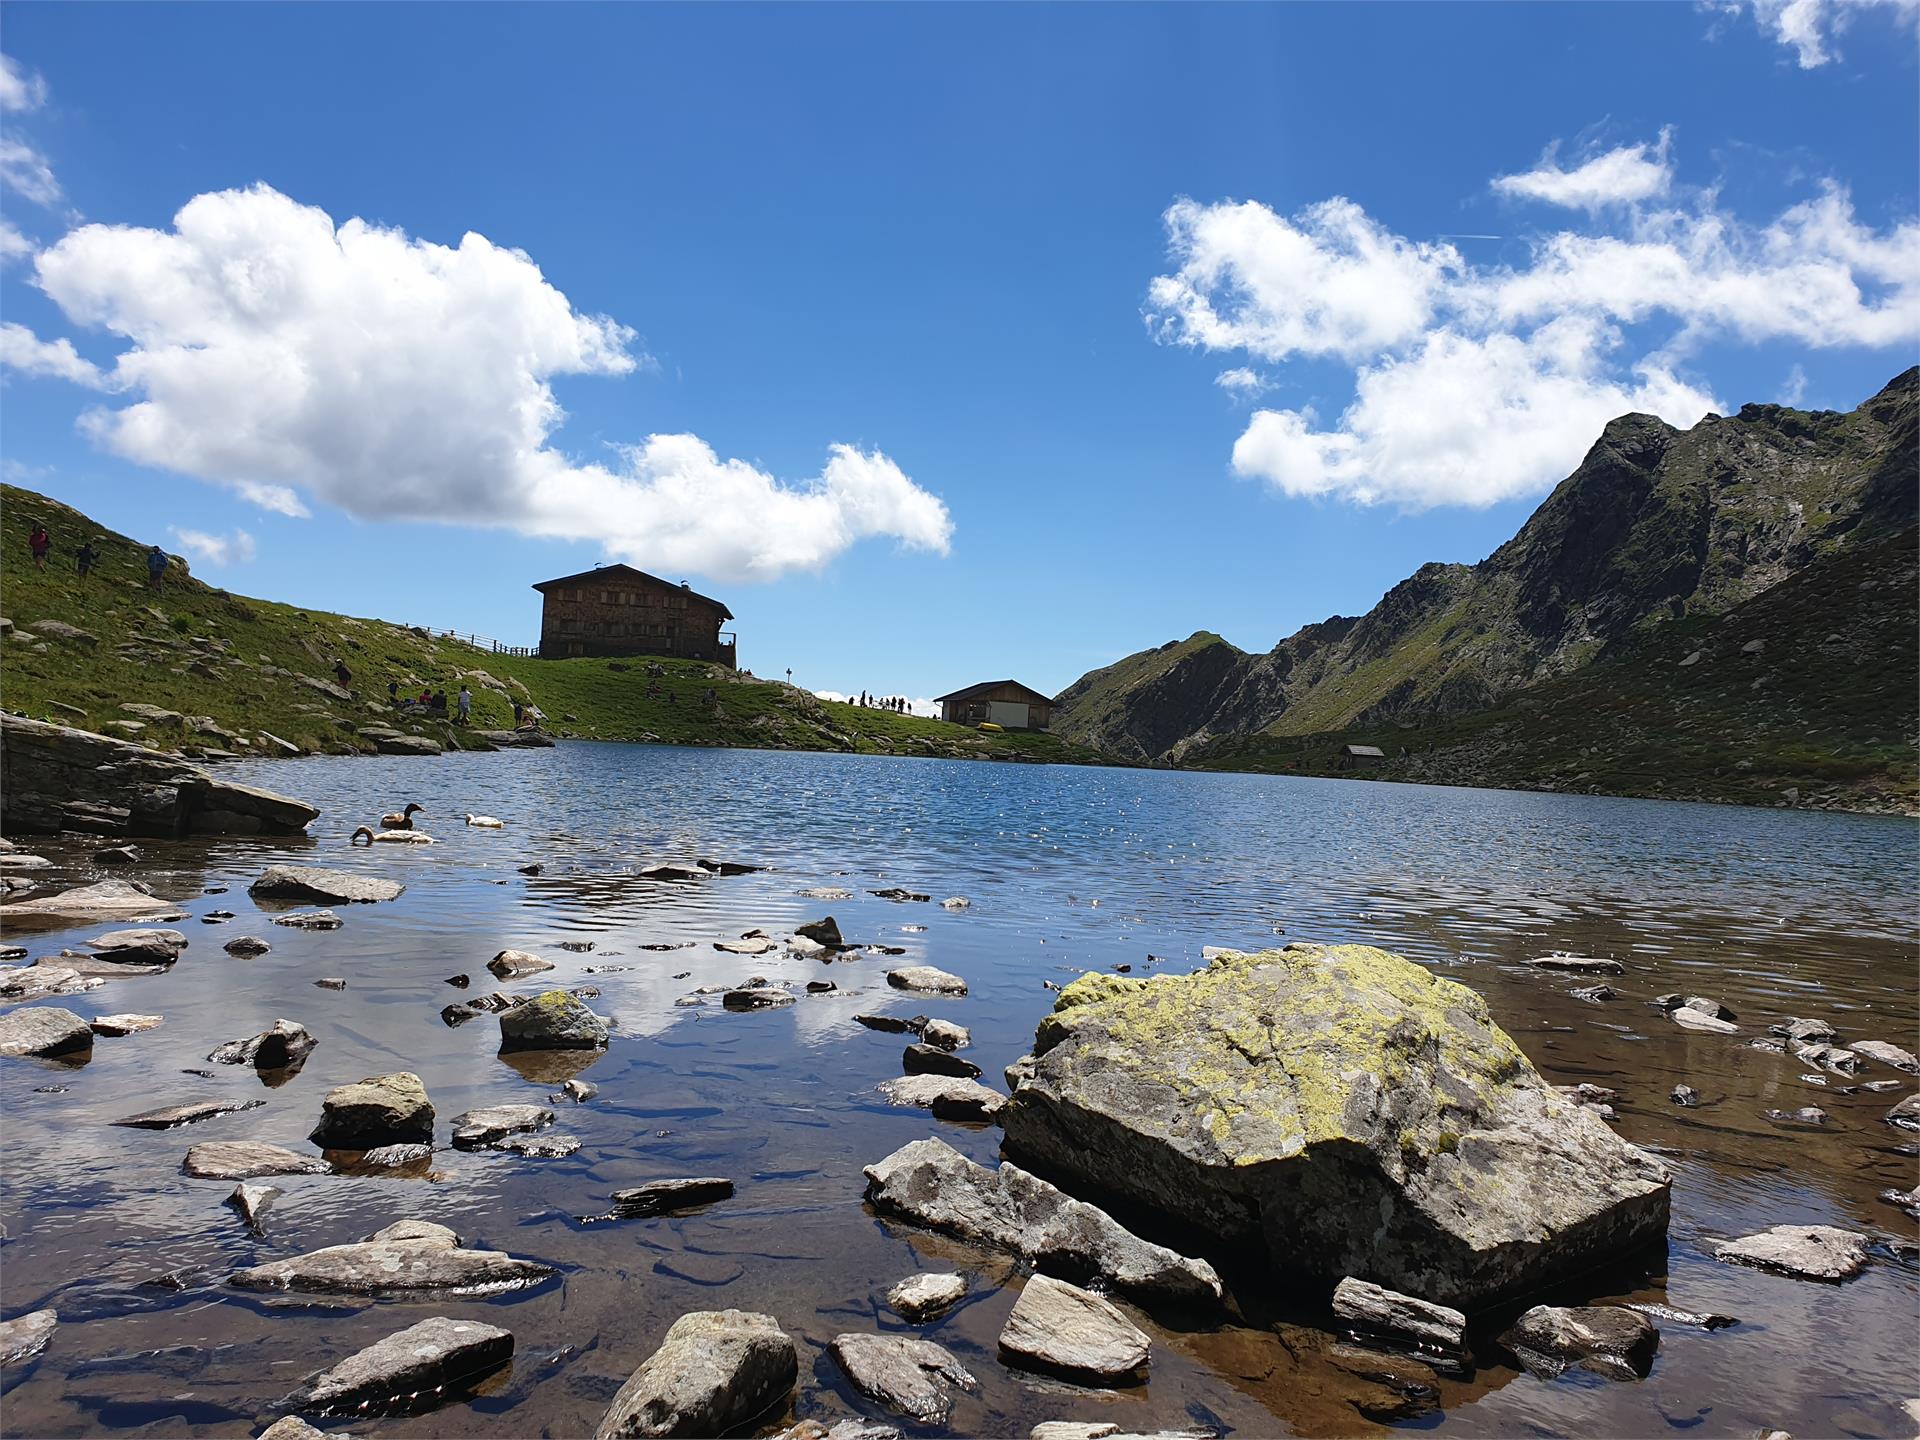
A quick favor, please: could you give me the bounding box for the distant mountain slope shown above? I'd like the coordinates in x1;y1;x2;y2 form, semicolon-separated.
1055;368;1918;772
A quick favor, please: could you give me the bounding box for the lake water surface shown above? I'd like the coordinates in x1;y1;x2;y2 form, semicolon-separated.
3;743;1916;1438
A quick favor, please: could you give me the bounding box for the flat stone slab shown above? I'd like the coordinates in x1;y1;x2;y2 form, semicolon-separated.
903;1043;981;1079
863;1137;1220;1305
0;1006;95;1058
829;1333;975;1425
1332;1277;1466;1359
84;927;189;962
0;1307;57;1367
284;1315;514;1415
1854;1040;1920;1073
1;968;104;1002
270;910;343;930
998;1275;1149;1385
0;880;174;921
887;1272;966;1322
91;1013;165;1037
114;1097;265;1129
877;1075;1005;1122
251;866;404;904
231;1220;555;1296
594;1308;797;1440
1714;1224;1870;1281
1525;955;1625;974
886;966;968;995
606;1177;736;1218
451;1104;555;1149
1671;1006;1739;1033
183;1142;329;1179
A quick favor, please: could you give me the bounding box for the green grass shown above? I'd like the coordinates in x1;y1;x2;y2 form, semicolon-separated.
0;484;1118;769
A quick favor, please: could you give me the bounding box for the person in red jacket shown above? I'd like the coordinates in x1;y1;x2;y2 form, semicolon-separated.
28;525;51;571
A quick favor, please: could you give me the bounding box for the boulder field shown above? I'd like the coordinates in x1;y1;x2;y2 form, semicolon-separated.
999;943;1672;1309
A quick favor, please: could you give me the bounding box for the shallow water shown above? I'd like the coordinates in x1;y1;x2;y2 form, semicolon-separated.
2;743;1915;1439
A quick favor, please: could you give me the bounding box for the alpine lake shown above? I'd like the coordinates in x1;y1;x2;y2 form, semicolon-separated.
2;742;1914;1439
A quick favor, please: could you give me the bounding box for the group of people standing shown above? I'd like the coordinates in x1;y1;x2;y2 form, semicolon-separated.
25;524;170;588
388;678;475;724
856;691;910;714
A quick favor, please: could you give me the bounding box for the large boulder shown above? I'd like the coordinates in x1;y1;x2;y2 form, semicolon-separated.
283;1316;514;1414
997;1275;1149;1385
862;1137;1220;1306
250;866;404;904
499;990;610;1051
1001;945;1672;1309
595;1309;797;1439
828;1334;975;1425
0;1006;95;1058
310;1072;434;1149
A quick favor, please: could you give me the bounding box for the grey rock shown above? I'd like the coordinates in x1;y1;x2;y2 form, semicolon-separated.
774;1424;902;1440
998;1275;1149;1384
84;927;189;963
1001;945;1672;1308
0;1307;57;1366
225;934;274;954
310;1071;434;1148
862;1136;1220;1305
871;888;930;903
829;1333;975;1425
283;1315;513;1414
90;1013;164;1037
903;1043;982;1079
1624;1301;1737;1330
227;1181;281;1232
1854;1040;1920;1074
270;910;343;930
209;1018;317;1069
795;917;843;946
357;1143;434;1169
258;1420;331;1440
854;1013;921;1034
1331;1277;1466;1359
1670;1085;1700;1107
1770;1017;1837;1044
1570;984;1616;1002
1764;1106;1828;1127
714;938;775;956
877;1074;1005;1122
723;985;794;1010
1887;1092;1920;1131
0;1006;95;1058
0;966;103;1002
1671;1005;1739;1033
496;1131;579;1157
919;1018;970;1051
250;866;404;904
594;1309;797;1439
498;990;610;1050
314;978;347;990
561;1079;598;1103
487;948;554;978
1879;1185;1920;1219
939;896;969;910
887;1272;966;1321
114;1097;265;1129
797;887;852;901
451;1103;555;1149
183;1141;328;1179
0;879;174;921
1714;1224;1870;1281
608;1178;735;1217
886;966;967;995
231;1219;554;1296
1526;954;1624;973
1500;1304;1659;1378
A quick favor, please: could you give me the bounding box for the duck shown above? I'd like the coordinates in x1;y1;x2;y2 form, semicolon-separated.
464;814;505;828
380;803;425;829
353;825;435;845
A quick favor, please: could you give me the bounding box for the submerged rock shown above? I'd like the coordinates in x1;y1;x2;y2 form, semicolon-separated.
0;879;175;921
862;1137;1220;1305
1499;1304;1659;1379
1854;1040;1920;1074
0;1007;95;1058
998;1275;1149;1384
1887;1093;1920;1132
231;1220;554;1296
829;1333;975;1424
1770;1017;1836;1045
871;888;930;903
89;1013;164;1037
225;935;273;955
1669;1085;1700;1107
594;1309;797;1439
209;1018;318;1070
487;949;555;979
795;917;844;946
605;1177;735;1218
877;1074;1005;1122
451;1104;555;1150
902;1043;982;1079
251;866;404;904
183;1141;328;1179
887;966;967;995
0;1308;57;1367
270;910;342;931
1526;954;1624;974
498;989;610;1050
310;1072;434;1149
887;1272;966;1322
0;966;102;1002
1670;1006;1738;1034
1714;1224;1869;1281
1000;945;1672;1308
227;1180;281;1233
1331;1278;1466;1361
283;1315;514;1415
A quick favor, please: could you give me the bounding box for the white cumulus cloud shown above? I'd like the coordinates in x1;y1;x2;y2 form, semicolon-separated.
1213;366;1272;397
0;217;33;263
1150;132;1920;509
0;321;105;387
1720;0;1920;67
0;136;60;208
1491;131;1673;212
168;526;256;568
0;54;48;113
15;184;952;581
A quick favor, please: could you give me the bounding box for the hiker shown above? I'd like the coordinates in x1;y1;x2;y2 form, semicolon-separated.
512;699;524;727
146;544;168;589
28;525;51;571
334;659;352;689
74;538;98;577
388;679;399;704
456;686;472;725
430;689;447;714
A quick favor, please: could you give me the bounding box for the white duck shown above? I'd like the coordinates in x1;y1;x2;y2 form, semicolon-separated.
464;813;505;828
352;826;435;845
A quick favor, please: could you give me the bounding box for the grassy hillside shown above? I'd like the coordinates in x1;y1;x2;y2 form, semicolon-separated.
0;484;1116;768
1188;524;1919;814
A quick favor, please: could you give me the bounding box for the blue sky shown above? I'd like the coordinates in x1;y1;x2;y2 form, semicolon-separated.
2;2;1915;706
